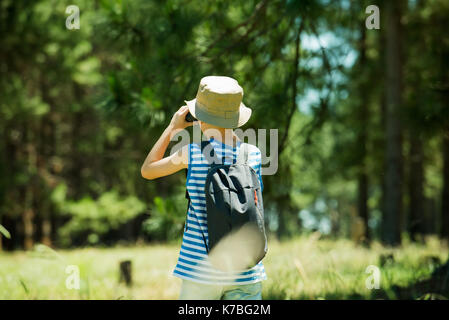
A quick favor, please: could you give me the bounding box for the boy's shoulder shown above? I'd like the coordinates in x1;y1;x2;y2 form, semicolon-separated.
188;140;261;156
245;143;261;155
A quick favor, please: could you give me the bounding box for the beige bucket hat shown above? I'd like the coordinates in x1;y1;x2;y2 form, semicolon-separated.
185;76;252;128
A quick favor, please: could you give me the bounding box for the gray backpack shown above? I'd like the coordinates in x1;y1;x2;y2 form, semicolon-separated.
186;140;267;270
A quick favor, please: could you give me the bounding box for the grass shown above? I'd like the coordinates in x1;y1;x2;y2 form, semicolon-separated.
0;234;447;300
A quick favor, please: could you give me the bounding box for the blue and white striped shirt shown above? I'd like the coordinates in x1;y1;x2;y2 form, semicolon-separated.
173;138;267;285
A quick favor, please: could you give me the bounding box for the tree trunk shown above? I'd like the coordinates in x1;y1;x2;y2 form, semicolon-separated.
41;202;52;246
119;260;133;286
424;197;437;235
275;18;303;240
23;207;34;250
71;111;84;199
357;24;370;242
409;132;424;241
442;132;449;240
357;173;369;241
39;80;55;247
23;121;36;250
382;0;403;246
440;25;449;240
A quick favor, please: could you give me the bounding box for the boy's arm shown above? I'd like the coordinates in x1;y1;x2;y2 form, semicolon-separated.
141;105;194;180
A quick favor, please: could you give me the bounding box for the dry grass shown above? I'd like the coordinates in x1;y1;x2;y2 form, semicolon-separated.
0;234;447;299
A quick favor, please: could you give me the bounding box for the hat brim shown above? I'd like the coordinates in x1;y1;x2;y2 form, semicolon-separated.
184;99;252;129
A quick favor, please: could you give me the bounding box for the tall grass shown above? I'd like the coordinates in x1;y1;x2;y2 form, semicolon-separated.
0;235;447;299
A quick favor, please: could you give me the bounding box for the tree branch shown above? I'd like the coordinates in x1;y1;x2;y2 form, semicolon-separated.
279;18;304;155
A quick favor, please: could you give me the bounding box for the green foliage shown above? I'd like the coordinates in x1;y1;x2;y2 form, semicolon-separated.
1;0;448;249
142;192;186;241
57;190;146;246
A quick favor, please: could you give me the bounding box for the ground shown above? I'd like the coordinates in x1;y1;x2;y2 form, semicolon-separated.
0;235;447;299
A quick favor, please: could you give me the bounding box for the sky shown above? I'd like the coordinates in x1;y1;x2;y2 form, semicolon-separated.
298;31;358;115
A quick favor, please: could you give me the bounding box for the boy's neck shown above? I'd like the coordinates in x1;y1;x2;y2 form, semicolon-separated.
204;128;239;147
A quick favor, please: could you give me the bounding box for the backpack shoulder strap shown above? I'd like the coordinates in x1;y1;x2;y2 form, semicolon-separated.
236;142;249;165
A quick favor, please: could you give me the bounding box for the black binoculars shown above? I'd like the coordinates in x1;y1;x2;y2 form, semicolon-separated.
185;112;196;122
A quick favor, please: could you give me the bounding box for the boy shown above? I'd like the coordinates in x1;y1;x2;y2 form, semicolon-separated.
141;76;266;300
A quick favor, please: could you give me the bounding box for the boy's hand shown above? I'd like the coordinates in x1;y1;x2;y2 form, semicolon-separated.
168;106;197;135
141;106;193;180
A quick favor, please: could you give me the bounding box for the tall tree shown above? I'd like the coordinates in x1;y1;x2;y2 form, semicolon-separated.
356;22;370;242
443;132;449;240
441;48;449;240
408;130;425;240
382;0;404;245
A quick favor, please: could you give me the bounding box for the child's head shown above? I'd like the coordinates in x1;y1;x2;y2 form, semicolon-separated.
184;76;252;131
